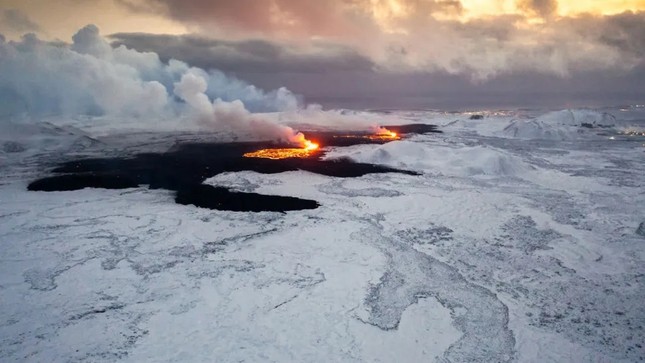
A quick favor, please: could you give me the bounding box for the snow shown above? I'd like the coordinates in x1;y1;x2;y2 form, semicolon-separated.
498;109;615;140
1;106;645;362
325;141;534;177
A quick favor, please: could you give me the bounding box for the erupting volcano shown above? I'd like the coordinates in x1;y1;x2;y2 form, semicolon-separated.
243;138;320;160
243;127;401;160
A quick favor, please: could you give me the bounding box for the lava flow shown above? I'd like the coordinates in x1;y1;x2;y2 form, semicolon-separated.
333;127;400;141
369;128;400;140
243;139;320;160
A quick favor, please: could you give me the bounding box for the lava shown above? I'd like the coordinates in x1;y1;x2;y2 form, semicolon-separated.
243;138;320;160
370;128;400;140
333;127;401;141
303;140;320;150
243;127;399;160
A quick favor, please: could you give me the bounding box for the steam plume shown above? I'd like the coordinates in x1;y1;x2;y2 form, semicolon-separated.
0;24;390;144
0;25;300;128
173;72;308;145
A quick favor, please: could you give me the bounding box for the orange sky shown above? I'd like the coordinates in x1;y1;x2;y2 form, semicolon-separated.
1;0;644;41
0;0;188;40
1;0;643;108
460;0;645;16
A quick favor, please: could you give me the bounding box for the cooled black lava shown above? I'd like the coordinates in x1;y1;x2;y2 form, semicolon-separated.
28;124;440;212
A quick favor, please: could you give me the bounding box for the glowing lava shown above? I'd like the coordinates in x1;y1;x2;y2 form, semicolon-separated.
243;139;320;160
334;127;401;141
303;140;320;150
370;128;400;140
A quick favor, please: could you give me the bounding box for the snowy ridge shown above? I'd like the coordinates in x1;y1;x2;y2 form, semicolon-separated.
325;142;534;177
500;110;616;140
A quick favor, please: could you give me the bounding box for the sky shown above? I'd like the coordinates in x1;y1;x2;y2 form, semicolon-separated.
1;0;644;110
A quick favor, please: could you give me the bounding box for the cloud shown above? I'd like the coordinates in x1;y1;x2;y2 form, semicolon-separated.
128;0;476;42
133;0;363;37
121;0;644;81
1;4;643;115
594;11;645;57
1;24;399;141
105;7;645;109
173;72;308;145
0;28;169;118
0;24;315;144
367;11;645;79
109;33;374;74
272;66;645;110
516;0;558;18
2;9;41;33
0;25;301;118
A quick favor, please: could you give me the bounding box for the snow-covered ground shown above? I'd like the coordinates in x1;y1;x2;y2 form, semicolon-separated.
1;107;644;362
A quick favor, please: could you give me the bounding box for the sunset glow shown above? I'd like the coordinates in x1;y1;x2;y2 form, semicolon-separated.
0;1;643;110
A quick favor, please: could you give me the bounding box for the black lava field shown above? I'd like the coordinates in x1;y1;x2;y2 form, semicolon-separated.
28;125;440;212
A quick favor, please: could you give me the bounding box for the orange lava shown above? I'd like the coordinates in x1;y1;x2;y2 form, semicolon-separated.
334;127;400;141
303;140;320;150
369;128;399;140
243;139;320;160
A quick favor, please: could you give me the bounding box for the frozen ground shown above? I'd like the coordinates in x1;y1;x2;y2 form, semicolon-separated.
1;107;644;362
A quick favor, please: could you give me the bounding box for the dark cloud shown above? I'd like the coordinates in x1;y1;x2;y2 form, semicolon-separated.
2;9;41;32
44;1;645;110
597;11;645;57
516;0;558;18
109;29;644;111
109;33;374;74
122;0;467;37
124;0;359;37
116;1;644;80
240;66;645;110
438;0;463;14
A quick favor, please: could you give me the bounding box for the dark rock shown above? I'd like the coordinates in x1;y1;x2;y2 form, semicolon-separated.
176;185;319;212
636;222;645;237
29;138;419;212
28;173;139;191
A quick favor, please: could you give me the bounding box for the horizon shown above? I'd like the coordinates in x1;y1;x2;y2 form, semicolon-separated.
1;0;644;112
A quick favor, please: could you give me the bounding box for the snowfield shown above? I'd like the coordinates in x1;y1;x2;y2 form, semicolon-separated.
1;107;644;362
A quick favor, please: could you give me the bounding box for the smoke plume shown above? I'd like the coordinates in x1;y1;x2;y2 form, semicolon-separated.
173;72;308;145
0;24;395;143
0;24;305;141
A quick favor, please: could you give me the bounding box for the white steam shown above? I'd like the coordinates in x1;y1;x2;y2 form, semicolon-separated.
0;24;305;143
0;24;392;143
173;72;308;145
